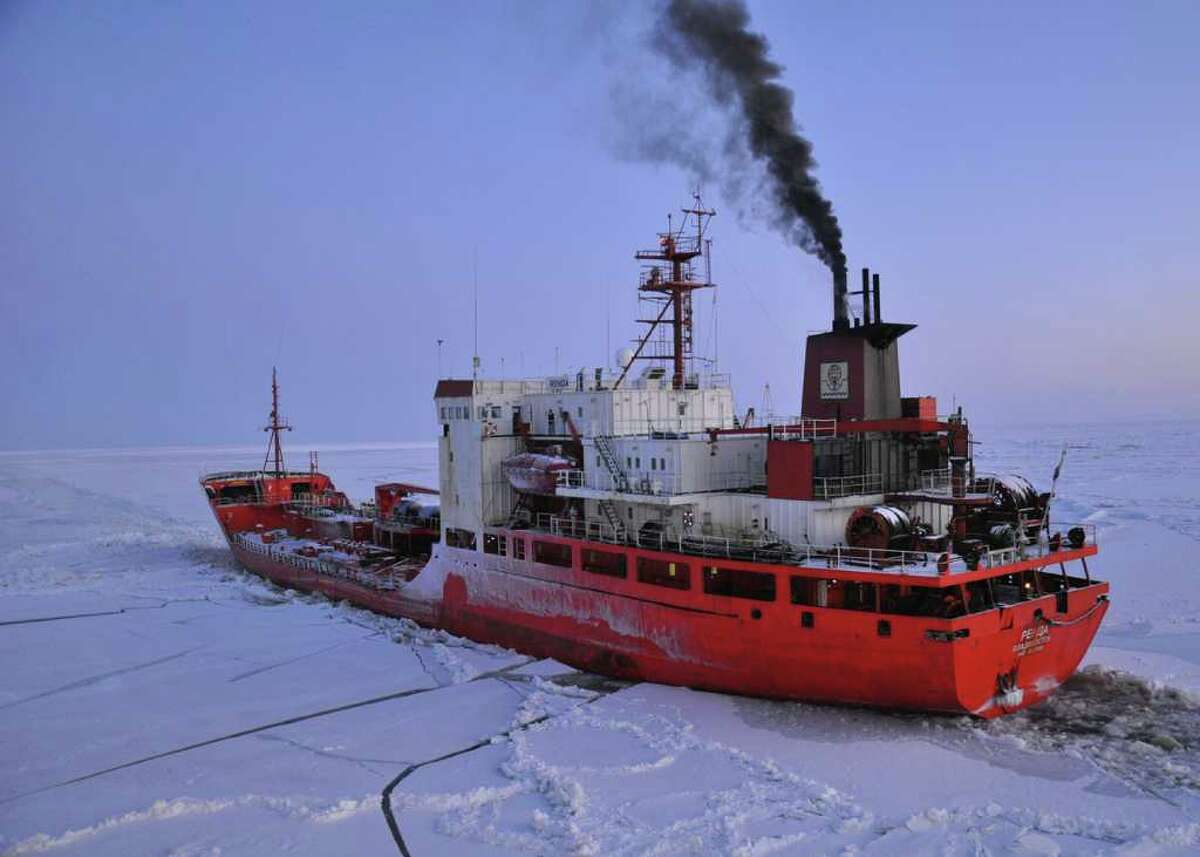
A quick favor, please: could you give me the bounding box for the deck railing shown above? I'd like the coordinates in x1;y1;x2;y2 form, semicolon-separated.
514;511;955;575
230;533;411;591
812;473;883;499
555;468;763;497
507;512;1098;577
983;522;1097;568
911;467;995;497
762;417;838;440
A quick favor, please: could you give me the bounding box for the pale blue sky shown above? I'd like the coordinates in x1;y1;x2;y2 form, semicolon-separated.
2;1;1197;450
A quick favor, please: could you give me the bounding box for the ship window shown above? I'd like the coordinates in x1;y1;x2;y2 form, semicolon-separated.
627;457;632;469
637;557;690;590
991;571;1041;605
790;577;828;607
790;577;874;610
492;406;502;418
636;457;641;469
651;458;657;471
966;580;995;613
445;528;477;550
881;584;954;617
483;533;507;556
703;567;776;602
843;582;877;611
582;548;626;578
217;484;258;504
534;540;573;568
513;537;526;560
660;458;666;471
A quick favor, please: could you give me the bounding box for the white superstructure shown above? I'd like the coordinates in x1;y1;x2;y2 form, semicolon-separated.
430;365;939;560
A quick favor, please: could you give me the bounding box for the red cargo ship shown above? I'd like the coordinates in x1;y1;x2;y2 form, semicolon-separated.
202;202;1108;717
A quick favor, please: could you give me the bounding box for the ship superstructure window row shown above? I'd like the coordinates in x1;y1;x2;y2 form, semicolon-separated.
637;557;690;590
582;548;627;578
534;540;573;568
703;567;776;602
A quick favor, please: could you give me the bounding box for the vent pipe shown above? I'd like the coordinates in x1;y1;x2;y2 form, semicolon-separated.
872;273;881;322
861;267;872;325
832;267;849;331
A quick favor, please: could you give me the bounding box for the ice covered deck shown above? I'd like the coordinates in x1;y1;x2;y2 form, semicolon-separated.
232;531;417;590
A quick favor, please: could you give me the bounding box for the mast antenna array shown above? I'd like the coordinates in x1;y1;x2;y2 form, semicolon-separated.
262;367;292;474
616;192;717;390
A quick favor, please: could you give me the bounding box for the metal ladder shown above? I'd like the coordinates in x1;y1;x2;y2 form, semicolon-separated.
598;499;627;543
592;435;629;541
507;493;529;527
593;435;630;492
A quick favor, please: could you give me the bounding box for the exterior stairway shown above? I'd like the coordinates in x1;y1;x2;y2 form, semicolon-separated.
593;435;629;541
598;499;626;543
594;435;629;492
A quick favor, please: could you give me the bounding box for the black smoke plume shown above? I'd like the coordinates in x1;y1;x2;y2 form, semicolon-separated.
655;0;845;275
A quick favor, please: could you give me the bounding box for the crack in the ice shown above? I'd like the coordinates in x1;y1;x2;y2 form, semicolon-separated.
379;684;617;857
411;645;447;688
0;600;187;627
227;640;353;683
0;647;200;711
254;732;408;777
0;656;539;806
493;676;528;702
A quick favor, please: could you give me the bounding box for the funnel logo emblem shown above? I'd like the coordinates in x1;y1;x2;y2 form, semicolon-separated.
820;361;849;400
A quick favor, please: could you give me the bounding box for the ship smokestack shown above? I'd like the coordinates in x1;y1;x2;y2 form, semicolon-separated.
833;266;849;331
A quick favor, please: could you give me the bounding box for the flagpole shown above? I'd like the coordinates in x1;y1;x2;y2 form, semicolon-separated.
1043;444;1068;545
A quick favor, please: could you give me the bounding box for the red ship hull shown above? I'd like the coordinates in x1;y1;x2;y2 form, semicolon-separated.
427;547;1107;717
213;491;1107;718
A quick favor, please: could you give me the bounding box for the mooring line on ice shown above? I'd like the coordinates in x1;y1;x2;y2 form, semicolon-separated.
380;678;630;857
0;656;540;806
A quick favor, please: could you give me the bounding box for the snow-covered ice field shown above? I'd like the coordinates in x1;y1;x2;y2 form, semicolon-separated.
2;422;1200;856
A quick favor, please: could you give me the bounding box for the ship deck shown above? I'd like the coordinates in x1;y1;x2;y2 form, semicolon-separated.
232;530;422;591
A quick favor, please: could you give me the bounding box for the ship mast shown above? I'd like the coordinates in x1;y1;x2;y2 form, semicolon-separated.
616;193;716;391
262;367;292;474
